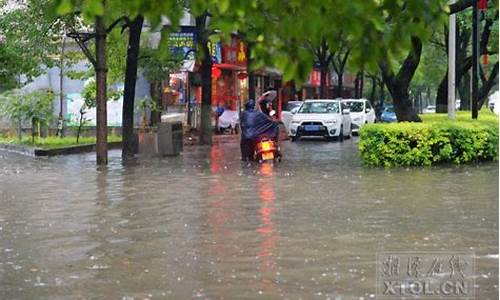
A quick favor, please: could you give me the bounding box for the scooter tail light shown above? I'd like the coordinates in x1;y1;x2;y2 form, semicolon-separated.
260;141;272;152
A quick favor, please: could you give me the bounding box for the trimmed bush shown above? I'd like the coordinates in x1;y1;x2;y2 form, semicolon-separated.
359;112;499;167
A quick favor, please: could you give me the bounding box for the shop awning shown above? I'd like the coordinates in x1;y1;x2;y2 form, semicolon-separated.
253;67;282;76
214;63;246;71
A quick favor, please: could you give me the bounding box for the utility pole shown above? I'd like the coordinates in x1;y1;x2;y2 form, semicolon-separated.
95;14;108;165
448;2;456;120
472;0;479;119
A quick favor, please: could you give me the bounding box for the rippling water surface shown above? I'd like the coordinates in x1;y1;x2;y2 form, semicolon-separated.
0;138;498;299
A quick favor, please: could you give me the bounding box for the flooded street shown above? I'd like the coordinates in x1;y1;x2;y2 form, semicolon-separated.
0;137;498;299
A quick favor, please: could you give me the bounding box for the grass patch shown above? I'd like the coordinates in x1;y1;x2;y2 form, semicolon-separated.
0;135;122;150
359;111;498;167
420;110;499;126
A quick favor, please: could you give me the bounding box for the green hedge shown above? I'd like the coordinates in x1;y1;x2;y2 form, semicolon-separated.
359;112;499;167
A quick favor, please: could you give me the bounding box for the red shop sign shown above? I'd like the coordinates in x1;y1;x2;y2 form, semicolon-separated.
222;36;247;67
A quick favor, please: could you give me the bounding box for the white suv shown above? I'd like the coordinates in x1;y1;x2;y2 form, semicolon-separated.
289;99;351;142
341;99;376;134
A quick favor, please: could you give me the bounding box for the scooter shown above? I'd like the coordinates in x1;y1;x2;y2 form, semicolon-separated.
254;136;281;163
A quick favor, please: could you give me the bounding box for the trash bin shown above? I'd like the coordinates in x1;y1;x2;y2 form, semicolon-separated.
157;121;183;156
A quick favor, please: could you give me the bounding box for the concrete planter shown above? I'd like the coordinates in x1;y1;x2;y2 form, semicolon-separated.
0;141;122;157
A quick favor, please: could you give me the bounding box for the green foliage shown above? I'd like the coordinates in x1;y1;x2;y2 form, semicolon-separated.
51;0;183;29
412;41;447;91
0;135;121;149
359;112;499;167
205;0;448;82
135;97;159;113
139;29;183;83
81;78;122;109
0;0;62;89
0;89;55;128
46;0;451;86
107;30;128;83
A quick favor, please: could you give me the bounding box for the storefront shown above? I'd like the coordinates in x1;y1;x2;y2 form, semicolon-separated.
211;35;248;111
302;69;332;99
253;67;282;97
165;30;249;114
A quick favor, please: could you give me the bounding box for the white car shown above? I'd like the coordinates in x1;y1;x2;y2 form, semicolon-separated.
289;99;351;142
280;101;303;133
423;105;436;114
488;91;500;115
341;99;376;134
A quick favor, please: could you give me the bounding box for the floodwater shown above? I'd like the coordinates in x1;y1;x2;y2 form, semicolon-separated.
0;137;498;299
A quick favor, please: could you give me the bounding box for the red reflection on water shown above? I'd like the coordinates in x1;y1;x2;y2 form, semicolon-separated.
208;182;227;196
256;164;279;295
206;143;234;262
210;144;223;174
260;163;273;176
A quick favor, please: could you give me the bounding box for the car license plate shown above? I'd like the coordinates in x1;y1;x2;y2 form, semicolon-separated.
262;152;274;160
304;125;320;131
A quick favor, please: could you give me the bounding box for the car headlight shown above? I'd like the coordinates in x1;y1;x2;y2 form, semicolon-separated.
291;120;300;124
324;119;337;124
353;117;361;122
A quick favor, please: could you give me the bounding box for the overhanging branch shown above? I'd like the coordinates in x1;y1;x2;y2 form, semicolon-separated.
449;0;474;14
67;29;96;67
106;16;127;34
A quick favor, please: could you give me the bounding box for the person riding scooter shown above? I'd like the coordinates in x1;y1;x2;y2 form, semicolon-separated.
240;99;280;161
258;89;277;117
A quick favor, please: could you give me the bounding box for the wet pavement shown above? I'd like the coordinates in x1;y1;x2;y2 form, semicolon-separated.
0;137;498;299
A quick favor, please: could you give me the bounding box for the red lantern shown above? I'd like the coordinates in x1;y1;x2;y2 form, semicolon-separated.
479;0;487;11
483;54;489;65
237;72;248;80
212;66;222;79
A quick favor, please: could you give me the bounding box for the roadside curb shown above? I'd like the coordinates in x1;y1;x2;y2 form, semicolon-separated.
0;141;122;157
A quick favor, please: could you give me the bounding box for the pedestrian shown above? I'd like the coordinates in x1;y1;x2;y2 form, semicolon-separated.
214;103;225;133
240;99;256;161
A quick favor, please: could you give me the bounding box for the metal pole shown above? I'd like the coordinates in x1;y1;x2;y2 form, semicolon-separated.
58;34;66;136
448;5;456;120
472;0;479;119
187;73;192;126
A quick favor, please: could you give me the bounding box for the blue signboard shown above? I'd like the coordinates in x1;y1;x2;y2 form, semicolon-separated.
169;26;221;63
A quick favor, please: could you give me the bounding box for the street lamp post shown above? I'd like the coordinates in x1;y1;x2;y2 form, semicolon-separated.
448;1;456;120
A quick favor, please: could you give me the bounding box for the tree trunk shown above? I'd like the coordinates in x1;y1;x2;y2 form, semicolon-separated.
436;74;448;113
478;61;499;108
77;109;84;143
379;79;385;107
354;74;360;98
357;72;364;98
95;15;108;165
320;66;327;98
17;119;22;141
122;15;144;158
458;70;471;110
337;72;343;98
370;77;376;103
199;45;212;145
247;43;256;100
389;84;421;121
196;14;212;145
379;37;422;122
31;117;36;144
437;56;473;112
